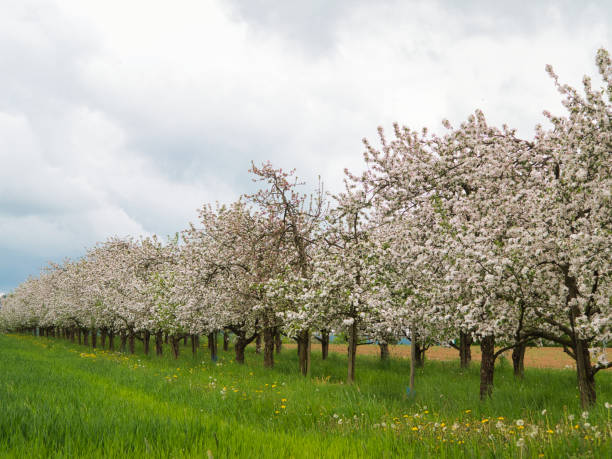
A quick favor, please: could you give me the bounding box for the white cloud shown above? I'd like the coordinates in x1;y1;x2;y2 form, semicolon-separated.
0;0;609;290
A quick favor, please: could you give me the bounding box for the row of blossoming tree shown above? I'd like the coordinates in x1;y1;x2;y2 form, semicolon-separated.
1;49;610;408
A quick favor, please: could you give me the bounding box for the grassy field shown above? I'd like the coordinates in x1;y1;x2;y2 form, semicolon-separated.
0;333;610;458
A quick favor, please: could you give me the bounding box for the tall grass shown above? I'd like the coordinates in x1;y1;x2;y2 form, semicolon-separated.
0;333;610;458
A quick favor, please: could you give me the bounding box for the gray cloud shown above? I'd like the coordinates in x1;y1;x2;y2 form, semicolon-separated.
222;0;373;55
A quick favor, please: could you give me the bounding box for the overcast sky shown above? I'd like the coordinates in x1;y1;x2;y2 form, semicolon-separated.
0;0;610;293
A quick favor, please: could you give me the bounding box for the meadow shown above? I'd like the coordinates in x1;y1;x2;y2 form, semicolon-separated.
0;333;610;458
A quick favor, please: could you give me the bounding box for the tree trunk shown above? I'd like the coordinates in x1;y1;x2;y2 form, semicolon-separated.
255;333;262;354
235;336;246;364
75;328;80;344
575;338;596;407
512;341;526;378
297;329;311;376
565;271;597;408
155;331;163;356
91;328;97;348
144;331;151;355
223;331;230;351
347;320;358;383
263;325;274;368
83;329;89;346
274;328;282;354
101;329;107;348
109;331;115;351
459;331;472;368
183;335;188;346
379;342;389;361
170;336;180;359
207;332;218;361
321;330;329;360
164;333;169;344
128;332;135;354
479;335;496;400
120;332;127;353
191;334;199;357
409;331;416;395
414;341;425;368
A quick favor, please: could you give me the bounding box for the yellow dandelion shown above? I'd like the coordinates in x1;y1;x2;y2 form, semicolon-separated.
465;410;471;414
281;405;286;409
411;427;419;431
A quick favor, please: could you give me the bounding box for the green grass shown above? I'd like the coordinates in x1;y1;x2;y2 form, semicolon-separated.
0;333;610;458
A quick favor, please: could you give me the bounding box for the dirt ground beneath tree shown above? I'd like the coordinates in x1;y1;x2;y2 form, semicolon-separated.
285;343;611;370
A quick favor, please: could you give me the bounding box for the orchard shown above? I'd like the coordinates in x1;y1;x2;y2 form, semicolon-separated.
1;48;610;418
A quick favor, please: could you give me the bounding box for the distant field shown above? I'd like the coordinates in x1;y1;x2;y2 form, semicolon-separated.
1;333;611;458
294;344;612;370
